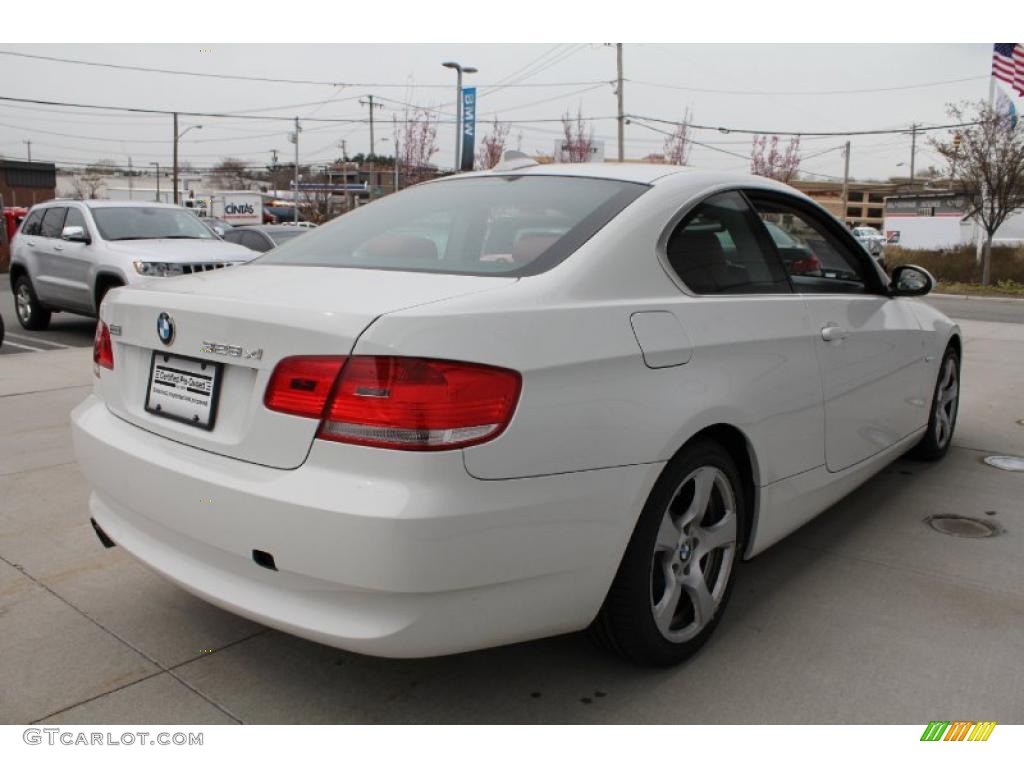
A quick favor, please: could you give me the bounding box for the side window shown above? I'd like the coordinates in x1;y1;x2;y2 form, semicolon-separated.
665;191;791;295
40;207;68;239
751;197;868;294
63;207;87;236
20;209;44;236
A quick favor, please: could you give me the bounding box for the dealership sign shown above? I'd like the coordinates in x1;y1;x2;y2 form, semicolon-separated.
461;87;476;172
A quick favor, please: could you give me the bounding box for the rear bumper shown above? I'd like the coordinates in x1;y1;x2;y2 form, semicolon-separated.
72;395;661;657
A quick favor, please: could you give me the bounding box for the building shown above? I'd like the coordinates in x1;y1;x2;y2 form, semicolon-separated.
882;190;1024;250
1;160;56;269
0;160;56;209
790;179;899;229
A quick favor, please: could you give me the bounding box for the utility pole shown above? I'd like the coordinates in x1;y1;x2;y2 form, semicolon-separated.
150;162;160;201
909;123;917;188
359;96;383;198
841;141;851;225
172;112;179;205
392;115;400;193
23;140;32;162
616;43;625;162
289;118;302;222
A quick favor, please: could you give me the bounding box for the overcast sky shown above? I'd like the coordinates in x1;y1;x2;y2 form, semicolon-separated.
0;43;1008;181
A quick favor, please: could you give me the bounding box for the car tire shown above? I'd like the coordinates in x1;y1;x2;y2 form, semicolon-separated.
913;346;960;461
591;439;745;666
13;275;52;331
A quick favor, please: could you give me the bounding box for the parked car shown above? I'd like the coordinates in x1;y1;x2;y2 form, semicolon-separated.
9;201;256;330
852;226;886;266
200;217;234;237
221;224;309;253
72;162;960;666
264;205;306;224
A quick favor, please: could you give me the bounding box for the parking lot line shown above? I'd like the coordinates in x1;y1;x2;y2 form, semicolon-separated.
5;332;72;350
1;339;46;352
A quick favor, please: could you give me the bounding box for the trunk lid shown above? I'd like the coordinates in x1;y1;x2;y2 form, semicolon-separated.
99;264;514;468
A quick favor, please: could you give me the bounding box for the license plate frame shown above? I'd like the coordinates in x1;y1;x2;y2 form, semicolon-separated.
144;352;223;431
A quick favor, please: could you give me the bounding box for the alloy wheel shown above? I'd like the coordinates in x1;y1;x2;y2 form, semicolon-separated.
650;465;738;643
934;356;959;448
15;284;32;325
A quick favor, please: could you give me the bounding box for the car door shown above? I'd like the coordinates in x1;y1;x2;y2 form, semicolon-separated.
657;191;825;485
32;206;71;306
55;206;98;312
748;191;929;473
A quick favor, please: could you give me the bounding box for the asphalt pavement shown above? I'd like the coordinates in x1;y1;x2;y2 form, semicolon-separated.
0;281;1022;724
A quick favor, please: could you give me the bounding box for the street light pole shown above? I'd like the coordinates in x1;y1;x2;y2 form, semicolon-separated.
172;118;202;205
443;61;477;172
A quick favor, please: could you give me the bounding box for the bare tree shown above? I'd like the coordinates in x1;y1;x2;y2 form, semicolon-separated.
211;157;249;190
69;174;105;200
750;135;802;183
662;108;694;166
477;118;512;170
931;100;1024;285
559;108;594;163
394;108;439;187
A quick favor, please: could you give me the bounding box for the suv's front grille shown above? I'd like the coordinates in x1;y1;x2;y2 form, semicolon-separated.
181;262;237;274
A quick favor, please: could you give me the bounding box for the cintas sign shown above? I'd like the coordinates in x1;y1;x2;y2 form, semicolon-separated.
211;193;263;225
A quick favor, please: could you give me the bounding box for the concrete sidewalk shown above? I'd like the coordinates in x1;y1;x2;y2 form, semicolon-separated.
1;322;1022;724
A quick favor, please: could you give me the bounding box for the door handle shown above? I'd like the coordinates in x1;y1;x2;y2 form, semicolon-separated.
821;324;848;342
53;244;64;251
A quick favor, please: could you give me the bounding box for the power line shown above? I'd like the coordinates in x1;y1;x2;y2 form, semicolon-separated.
0;49;607;89
629;113;980;138
628;74;988;97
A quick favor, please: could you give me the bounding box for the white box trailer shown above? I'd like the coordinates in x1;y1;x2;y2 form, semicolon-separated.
208;192;263;226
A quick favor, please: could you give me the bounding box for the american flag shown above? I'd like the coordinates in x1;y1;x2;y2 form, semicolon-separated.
992;43;1024;96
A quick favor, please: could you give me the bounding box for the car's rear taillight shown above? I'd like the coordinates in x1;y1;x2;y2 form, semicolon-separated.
264;356;346;417
319;357;521;450
93;320;114;375
264;355;521;451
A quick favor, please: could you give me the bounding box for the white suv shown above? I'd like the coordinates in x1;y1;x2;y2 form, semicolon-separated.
9;200;255;330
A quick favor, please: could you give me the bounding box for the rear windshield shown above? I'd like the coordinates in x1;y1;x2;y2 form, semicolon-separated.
259;175;647;276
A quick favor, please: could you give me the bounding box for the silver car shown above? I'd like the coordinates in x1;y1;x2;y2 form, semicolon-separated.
851;226;886;267
9;201;255;330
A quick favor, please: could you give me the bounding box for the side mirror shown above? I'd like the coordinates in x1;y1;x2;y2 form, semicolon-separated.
890;264;934;297
61;225;91;244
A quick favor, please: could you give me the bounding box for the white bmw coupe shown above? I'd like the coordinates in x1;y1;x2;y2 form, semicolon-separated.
72;158;960;666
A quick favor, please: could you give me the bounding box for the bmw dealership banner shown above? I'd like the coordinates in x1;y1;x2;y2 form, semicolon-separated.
460;87;476;171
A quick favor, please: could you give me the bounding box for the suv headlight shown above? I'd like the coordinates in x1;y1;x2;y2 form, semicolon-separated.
133;261;187;277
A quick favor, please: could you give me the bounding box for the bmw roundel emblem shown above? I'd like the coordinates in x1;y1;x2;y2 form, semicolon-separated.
156;312;175;346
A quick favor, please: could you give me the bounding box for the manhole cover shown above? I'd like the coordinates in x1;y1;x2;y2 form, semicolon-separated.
925;514;1001;538
983;455;1024;471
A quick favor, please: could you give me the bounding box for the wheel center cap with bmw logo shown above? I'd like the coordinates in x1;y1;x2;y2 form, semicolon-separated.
157;312;175;346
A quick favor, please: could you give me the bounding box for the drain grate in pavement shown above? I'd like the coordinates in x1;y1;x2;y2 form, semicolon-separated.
925;514;1002;539
983;455;1024;471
